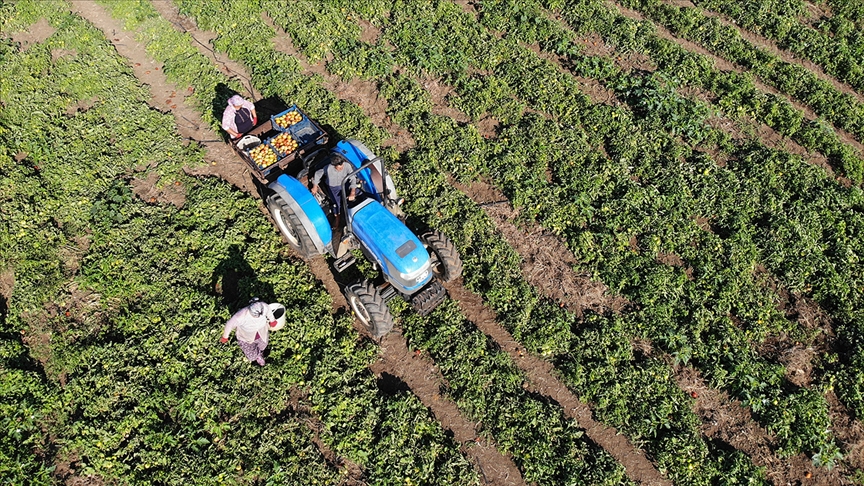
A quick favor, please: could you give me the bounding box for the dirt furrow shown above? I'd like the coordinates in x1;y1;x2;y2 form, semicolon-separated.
675;366;849;485
69;0;256;198
606;0;864;155
452;178;629;316
665;0;864;104
444;280;671;486
375;331;526;486
149;1;261;102
259;12;415;153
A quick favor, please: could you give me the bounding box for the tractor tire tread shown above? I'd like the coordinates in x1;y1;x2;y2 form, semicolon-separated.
421;230;463;283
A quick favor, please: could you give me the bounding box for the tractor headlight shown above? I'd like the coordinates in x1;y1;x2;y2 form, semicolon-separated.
400;263;430;284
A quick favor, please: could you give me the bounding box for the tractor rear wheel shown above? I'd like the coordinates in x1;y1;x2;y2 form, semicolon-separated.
345;280;394;339
421;230;463;283
267;194;317;258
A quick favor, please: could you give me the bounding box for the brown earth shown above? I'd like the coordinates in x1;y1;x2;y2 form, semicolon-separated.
375;331;526;486
0;267;14;302
675;366;850;485
453;178;630;317
9;17;55;50
802;2;833;27
445;280;671;485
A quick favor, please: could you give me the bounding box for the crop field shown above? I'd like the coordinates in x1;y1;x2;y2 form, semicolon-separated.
2;0;864;484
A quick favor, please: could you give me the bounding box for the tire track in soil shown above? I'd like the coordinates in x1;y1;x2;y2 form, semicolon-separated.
443;280;672;486
451;178;630;317
68;0;257;200
374;331;526;486
449;4;864;480
149;3;524;483
665;0;864;104
605;0;864;155
675;366;850;486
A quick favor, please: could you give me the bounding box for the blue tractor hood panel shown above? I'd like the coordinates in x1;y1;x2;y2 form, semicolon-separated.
351;202;429;280
269;174;332;253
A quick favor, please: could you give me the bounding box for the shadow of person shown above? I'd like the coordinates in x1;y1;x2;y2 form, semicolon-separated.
211;244;276;313
212;82;237;141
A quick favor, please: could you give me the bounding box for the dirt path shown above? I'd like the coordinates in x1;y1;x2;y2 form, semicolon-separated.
68;1;256;200
149;1;261;103
666;0;864;104
675;366;849;485
444;280;671;486
375;331;525;486
605;0;864;155
453;178;630;316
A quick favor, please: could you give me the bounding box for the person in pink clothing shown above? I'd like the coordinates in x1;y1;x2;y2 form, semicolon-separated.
220;299;276;366
221;94;257;139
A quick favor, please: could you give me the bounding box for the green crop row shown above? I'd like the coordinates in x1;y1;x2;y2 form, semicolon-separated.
0;1;478;484
246;0;862;477
616;0;864;144
256;2;769;482
231;0;860;474
513;0;864;183
690;0;864;94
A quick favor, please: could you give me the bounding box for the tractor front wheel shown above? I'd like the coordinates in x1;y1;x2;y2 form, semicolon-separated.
345;280;395;339
421;230;463;283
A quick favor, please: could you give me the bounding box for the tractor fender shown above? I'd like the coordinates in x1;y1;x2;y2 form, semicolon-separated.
268;174;333;255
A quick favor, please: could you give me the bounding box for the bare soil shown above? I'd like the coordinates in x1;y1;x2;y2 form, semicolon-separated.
445;280;671;485
375;331;525;486
0;267;14;302
675;366;849;485
9;17;55;50
453;178;629;317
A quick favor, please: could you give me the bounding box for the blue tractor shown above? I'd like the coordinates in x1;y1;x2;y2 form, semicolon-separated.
232;105;462;337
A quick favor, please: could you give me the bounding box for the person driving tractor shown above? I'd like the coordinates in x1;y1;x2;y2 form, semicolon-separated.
311;154;357;228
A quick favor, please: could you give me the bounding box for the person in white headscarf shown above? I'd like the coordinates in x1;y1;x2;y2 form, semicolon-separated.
220;299;276;366
221;94;257;139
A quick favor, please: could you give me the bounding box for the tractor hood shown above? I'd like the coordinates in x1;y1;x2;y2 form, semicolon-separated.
351;201;431;292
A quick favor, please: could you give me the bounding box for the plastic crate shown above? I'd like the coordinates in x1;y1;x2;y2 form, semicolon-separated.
270;105;303;131
265;132;298;158
287;117;323;146
245;143;279;170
